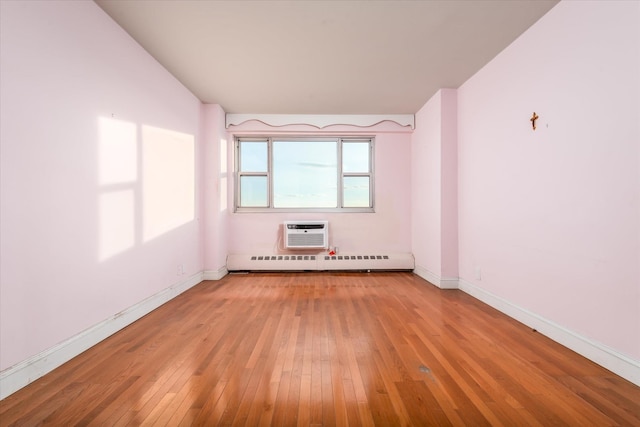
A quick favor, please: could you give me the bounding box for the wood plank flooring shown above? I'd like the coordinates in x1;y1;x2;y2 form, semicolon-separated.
1;272;639;426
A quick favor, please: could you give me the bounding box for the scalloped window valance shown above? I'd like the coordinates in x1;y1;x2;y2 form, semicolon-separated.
225;114;415;129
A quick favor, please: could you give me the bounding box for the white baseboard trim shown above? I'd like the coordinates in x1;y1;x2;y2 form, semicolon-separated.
458;278;640;387
413;266;459;289
203;267;228;281
0;272;204;400
439;277;460;290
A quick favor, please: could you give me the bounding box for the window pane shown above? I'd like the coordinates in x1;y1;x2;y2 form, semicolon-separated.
342;142;370;173
240;175;268;207
343;176;370;207
240;141;267;172
273;140;337;208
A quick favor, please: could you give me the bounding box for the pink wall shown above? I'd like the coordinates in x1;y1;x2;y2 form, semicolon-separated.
412;93;443;276
440;90;458;280
0;1;203;370
225;122;413;255
202;104;229;273
457;1;639;359
412;89;458;283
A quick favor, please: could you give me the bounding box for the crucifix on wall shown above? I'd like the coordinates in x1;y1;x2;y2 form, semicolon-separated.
530;112;539;130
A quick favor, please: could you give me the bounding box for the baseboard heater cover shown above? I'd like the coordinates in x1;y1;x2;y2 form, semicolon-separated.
227;253;415;272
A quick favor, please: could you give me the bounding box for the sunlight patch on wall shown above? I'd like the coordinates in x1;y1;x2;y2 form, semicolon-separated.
98;190;135;261
98;117;137;185
142;125;195;242
97;117;138;261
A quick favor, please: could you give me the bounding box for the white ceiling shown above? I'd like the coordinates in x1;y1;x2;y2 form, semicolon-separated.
95;0;558;115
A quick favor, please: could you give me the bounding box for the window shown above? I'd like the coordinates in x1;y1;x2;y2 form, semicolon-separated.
236;137;374;212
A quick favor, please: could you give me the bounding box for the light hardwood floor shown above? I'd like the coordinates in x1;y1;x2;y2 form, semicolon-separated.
1;272;639;426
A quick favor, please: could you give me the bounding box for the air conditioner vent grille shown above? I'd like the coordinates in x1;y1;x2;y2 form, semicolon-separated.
287;234;326;248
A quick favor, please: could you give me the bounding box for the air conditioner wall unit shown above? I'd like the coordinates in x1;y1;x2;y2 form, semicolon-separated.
284;220;329;249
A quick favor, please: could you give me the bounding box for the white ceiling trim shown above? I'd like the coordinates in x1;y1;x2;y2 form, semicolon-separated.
225;114;415;130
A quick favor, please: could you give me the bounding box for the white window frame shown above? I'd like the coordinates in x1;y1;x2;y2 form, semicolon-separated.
235;136;375;213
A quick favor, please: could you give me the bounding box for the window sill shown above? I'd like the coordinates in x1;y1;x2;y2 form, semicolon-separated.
234;207;375;214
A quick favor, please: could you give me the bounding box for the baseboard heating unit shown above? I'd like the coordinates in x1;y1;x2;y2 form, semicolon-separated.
226;253;415;272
